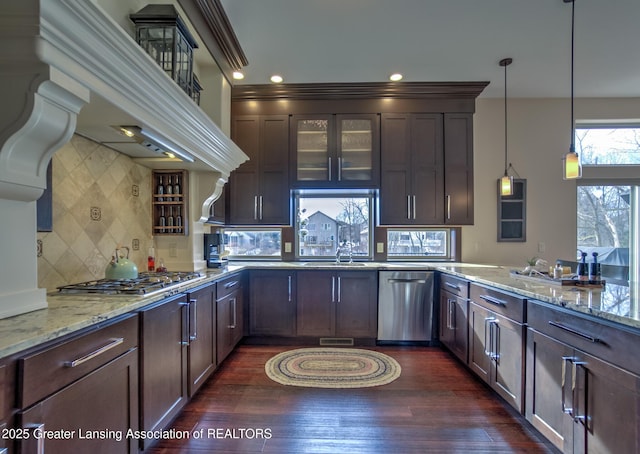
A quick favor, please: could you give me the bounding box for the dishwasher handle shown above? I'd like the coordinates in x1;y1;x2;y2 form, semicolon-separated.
387;278;428;284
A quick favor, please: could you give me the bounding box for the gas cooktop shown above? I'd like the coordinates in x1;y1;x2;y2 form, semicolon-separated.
57;271;204;295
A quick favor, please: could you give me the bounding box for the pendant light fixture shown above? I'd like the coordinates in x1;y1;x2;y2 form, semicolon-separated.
499;57;514;196
563;0;582;179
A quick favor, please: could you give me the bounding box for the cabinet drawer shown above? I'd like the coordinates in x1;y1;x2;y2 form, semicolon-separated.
470;283;525;323
18;314;138;409
216;273;242;300
439;273;468;299
527;300;640;375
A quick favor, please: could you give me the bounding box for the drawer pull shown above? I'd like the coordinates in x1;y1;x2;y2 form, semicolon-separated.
444;282;461;291
64;337;124;368
479;295;506;307
224;281;239;289
549;321;603;344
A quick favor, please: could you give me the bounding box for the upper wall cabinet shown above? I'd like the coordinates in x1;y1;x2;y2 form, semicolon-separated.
291;114;380;188
229;115;290;225
444;113;474;225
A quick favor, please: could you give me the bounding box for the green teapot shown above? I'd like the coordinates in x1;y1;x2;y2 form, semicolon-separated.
105;246;139;280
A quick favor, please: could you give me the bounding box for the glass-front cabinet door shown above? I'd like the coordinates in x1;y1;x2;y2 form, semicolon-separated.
292;114;379;188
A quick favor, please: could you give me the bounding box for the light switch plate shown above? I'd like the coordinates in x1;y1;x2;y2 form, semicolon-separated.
284;242;292;253
376;242;384;253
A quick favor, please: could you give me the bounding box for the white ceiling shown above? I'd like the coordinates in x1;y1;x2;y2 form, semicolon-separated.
220;0;640;99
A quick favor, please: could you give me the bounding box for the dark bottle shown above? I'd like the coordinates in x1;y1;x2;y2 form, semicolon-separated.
176;206;183;233
173;175;181;201
156;175;164;202
165;176;173;202
577;251;589;284
589;252;601;284
167;206;174;231
158;206;166;233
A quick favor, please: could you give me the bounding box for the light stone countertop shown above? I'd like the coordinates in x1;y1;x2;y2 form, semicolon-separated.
0;261;636;360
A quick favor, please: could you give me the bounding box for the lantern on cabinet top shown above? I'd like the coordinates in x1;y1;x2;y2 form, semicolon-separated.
130;4;199;98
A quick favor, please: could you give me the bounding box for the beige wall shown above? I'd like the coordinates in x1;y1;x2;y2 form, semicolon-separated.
463;97;640;267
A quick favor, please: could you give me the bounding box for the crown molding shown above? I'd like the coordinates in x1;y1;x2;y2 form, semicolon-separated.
232;81;489;101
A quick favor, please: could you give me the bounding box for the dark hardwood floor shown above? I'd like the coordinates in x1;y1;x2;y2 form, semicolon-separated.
148;345;558;453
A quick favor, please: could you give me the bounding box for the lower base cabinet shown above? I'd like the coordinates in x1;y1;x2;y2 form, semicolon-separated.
526;301;640;454
297;271;377;338
249;270;296;336
139;295;189;451
217;273;244;364
187;283;217;397
438;274;469;363
17;315;139;454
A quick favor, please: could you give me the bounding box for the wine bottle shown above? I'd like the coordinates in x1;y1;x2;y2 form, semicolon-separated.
173;175;181;201
167;206;174;231
589;252;601;284
176;206;183;233
157;175;164;202
159;206;166;233
165;176;173;202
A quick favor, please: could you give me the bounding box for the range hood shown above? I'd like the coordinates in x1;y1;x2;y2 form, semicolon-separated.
0;0;248;319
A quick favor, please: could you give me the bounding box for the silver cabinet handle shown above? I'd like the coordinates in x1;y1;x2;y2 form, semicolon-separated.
224;280;239;289
447;298;455;330
328;157;332;181
253;195;258;220
412;195;416;219
446;194;451;220
407;195;411;219
23;424;45;454
64;338;124;368
288;275;292;302
189;298;198;341
549;321;603;344
491;320;500;361
562;356;586;421
445;282;461;291
179;301;190;345
479;295;507;307
259;195;263;220
337;276;341;303
331;276;336;303
228;297;237;329
483;317;496;356
338;157;342;181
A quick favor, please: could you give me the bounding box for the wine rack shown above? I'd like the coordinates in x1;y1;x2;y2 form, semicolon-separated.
152;170;188;235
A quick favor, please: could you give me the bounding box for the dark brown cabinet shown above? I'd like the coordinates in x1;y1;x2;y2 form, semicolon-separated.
139;295;188;450
249;270;296;336
467;284;525;412
380;113;474;225
296;270;377;338
229;115;290;225
186;283;216;397
291;114;380;188
443;113;474;225
216;273;244;363
526;301;640;453
18;315;139;454
380;113;444;224
438;274;469;363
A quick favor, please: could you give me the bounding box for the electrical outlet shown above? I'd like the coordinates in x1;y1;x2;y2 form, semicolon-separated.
376;242;384;254
284;242;292;253
538;242;546;253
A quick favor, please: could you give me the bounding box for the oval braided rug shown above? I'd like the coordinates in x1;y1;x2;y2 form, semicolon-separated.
265;348;401;388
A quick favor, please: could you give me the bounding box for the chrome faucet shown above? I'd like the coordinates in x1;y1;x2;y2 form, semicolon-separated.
336;244;353;264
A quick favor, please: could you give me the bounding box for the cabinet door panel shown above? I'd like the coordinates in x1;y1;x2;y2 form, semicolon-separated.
187;285;216;397
21;350;138;454
493;316;524;412
412;114;444;223
260;169;290;224
468;302;491;383
232;116;260;171
228;171;259;224
335;271;377;337
292;115;332;184
296;271;334;336
337;114;379;185
250;271;296;336
525;328;574;452
380;113;411;224
444;113;474;224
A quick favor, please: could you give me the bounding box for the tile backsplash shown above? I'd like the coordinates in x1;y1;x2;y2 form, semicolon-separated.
38;135;153;291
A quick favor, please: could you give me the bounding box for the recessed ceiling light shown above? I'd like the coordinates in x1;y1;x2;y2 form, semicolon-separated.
232;71;245;80
270;74;284;83
389;73;403;82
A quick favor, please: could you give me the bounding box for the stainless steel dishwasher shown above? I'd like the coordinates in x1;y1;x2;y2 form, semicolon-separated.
377;271;435;343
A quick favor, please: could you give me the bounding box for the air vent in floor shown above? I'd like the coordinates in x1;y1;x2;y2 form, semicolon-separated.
319;338;354;346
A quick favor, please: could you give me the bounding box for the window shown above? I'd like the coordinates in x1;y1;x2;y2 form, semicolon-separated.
387;228;453;260
225;229;282;259
575;125;640;270
295;190;374;259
